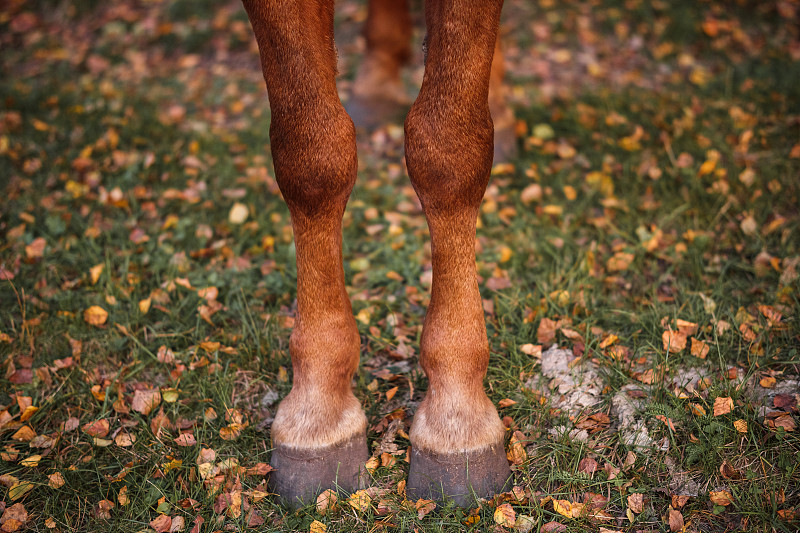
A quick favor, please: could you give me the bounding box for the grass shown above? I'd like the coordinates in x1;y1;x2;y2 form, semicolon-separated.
1;0;799;531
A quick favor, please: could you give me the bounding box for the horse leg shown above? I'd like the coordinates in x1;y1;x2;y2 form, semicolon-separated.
242;0;367;506
404;0;510;506
348;0;413;127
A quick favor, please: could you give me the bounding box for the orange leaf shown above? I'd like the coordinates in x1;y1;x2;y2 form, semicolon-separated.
709;490;733;506
713;397;734;417
690;338;709;359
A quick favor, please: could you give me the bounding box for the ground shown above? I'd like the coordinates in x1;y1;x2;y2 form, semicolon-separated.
0;0;799;532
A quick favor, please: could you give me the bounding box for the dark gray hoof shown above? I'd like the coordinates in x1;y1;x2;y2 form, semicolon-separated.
268;433;369;507
406;443;511;507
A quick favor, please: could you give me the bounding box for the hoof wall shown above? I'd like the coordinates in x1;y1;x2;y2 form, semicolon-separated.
268;433;369;507
406;443;511;507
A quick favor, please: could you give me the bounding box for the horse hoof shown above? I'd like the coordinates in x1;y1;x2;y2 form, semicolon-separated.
268;432;369;507
406;443;511;507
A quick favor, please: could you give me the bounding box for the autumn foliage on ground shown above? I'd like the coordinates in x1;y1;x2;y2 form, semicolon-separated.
1;0;799;532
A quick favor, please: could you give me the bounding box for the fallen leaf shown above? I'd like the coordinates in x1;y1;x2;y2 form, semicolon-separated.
348;490;371;512
82;419;110;438
131;389;162;416
309;520;327;533
709;490;733;506
662;329;687;352
415;498;435;519
20;455;41;467
578;457;598;474
493;503;516;527
317;489;337;514
506;431;527;465
667;508;684;531
760;376;777;388
627;493;644;514
713;397;734;417
83;306;108;326
175;433;197;447
690;337;709;359
149;514;172;533
118;486;130;506
0;503;28;531
228;203;249;224
540;521;567;533
733;419;748;433
9;481;34;500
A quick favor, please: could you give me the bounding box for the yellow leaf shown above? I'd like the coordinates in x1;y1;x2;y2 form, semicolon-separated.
139;297;151;314
365;455;380;473
83;306;108;326
309;520;327;533
499;246;513;263
493;503;516;527
733;419;748;433
9;481;34;500
90;264;104;284
543;204;563;216
553;499;576;519
20;455;41;467
347;490;371;512
385;386;398;401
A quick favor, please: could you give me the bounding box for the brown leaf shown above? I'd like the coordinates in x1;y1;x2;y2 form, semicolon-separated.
537;318;559;344
493;503;516;527
82;419;110;438
506;430;527;465
671;494;690;509
498;398;517;408
0;503;28;530
578;457;598;474
11;426;35;442
627;493;644;514
667;508;684;532
540;522;567;533
720;461;742;480
131;389;161;416
713;397;734;417
149;514;172;533
175;433;197;447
